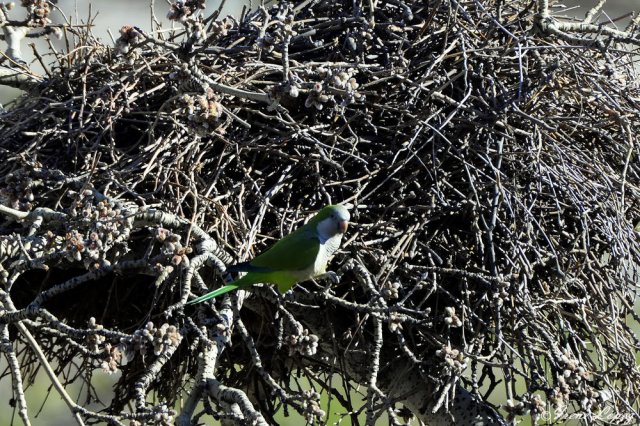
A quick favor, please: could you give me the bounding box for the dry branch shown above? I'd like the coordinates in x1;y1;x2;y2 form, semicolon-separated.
1;0;640;425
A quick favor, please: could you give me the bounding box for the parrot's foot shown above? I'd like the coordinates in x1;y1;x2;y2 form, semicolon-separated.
321;271;340;284
282;289;296;302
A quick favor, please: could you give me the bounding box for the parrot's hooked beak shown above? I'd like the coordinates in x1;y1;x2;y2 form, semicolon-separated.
338;220;349;234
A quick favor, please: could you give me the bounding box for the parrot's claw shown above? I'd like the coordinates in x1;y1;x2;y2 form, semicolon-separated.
322;271;340;284
283;289;295;302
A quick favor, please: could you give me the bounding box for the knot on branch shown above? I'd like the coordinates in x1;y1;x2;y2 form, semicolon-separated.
435;343;468;375
131;321;182;358
301;389;326;423
285;328;319;356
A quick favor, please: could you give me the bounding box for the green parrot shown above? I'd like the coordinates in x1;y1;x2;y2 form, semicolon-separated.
187;204;350;304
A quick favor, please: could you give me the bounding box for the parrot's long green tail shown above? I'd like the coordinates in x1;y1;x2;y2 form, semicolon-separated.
186;283;240;305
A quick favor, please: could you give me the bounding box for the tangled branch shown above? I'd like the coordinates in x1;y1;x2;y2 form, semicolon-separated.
1;0;639;424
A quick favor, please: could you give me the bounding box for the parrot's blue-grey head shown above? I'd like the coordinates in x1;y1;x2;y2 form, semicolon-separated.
314;204;350;241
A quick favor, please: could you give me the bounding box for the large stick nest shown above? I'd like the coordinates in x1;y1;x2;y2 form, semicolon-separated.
1;0;640;424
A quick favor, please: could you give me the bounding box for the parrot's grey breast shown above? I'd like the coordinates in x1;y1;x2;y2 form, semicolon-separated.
314;233;342;274
291;233;342;282
322;233;343;258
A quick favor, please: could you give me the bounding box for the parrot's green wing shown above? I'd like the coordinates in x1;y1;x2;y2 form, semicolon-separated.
249;227;320;272
186;226;322;305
